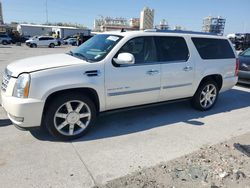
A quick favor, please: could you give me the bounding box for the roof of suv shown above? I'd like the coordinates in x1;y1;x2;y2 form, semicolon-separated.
103;30;226;39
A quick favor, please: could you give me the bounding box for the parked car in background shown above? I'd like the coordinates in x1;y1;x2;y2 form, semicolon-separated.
238;48;250;84
25;36;58;48
64;38;77;46
0;34;12;45
11;35;31;44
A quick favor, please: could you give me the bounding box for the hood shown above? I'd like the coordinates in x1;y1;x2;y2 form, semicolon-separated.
7;53;86;77
25;39;32;43
239;56;250;65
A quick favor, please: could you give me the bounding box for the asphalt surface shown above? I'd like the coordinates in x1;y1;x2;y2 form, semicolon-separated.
0;45;250;188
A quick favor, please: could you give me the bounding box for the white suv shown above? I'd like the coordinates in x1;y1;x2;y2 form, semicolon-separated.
25;36;58;48
1;30;238;140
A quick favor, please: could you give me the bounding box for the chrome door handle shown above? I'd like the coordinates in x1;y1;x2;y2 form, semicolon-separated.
147;70;159;75
183;66;193;71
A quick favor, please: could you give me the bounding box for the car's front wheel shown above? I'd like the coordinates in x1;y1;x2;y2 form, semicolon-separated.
192;80;219;111
2;40;8;45
30;43;37;48
44;93;96;140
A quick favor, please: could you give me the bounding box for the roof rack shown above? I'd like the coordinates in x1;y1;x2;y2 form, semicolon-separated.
144;29;220;36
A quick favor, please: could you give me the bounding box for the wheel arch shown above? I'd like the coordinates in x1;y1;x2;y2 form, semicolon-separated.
42;87;100;122
197;74;223;91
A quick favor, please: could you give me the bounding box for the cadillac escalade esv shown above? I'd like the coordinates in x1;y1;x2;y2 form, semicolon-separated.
1;30;238;140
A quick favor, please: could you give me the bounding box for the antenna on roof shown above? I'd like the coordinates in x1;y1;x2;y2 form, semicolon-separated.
121;28;126;32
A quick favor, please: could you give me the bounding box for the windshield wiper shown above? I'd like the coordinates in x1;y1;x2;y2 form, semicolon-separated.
67;51;89;62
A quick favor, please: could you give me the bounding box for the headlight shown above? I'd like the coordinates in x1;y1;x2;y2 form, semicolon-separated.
13;73;30;98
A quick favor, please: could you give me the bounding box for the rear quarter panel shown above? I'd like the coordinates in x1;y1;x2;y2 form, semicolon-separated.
189;37;237;93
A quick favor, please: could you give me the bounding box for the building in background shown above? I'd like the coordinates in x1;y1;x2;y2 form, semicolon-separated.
0;1;3;24
129;18;140;29
140;7;154;30
17;24;90;38
202;16;226;35
155;19;169;30
93;17;139;32
174;25;186;30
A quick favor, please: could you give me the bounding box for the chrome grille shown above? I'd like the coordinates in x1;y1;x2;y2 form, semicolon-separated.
1;69;12;92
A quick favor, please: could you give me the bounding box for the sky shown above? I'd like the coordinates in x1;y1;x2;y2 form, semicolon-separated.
1;0;250;35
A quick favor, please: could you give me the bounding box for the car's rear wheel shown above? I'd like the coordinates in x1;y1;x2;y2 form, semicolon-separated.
44;93;96;140
49;43;55;48
191;80;219;111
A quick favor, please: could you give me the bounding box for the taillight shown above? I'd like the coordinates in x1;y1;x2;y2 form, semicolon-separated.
235;58;240;76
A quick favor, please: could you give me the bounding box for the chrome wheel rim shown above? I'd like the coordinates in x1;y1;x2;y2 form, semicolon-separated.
200;84;217;109
54;100;91;136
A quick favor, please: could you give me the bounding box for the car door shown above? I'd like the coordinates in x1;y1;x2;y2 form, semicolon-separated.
37;37;46;46
155;36;195;101
105;36;161;110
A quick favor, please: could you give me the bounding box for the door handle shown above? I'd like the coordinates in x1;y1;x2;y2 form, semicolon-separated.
183;66;193;71
146;70;159;75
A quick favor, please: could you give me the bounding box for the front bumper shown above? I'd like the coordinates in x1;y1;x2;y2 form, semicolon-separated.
1;93;44;128
238;70;250;84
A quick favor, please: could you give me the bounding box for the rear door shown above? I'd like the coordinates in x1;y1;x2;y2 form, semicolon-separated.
155;36;195;101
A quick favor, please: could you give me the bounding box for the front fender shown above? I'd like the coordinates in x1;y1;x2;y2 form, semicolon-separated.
29;64;106;111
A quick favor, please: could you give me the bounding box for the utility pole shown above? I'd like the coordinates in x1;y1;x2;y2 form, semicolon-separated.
45;0;48;24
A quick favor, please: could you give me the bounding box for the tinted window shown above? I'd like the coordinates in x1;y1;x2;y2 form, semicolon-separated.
192;38;235;59
117;37;157;64
155;36;189;62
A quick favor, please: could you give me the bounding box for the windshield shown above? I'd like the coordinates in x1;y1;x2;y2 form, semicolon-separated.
241;48;250;57
69;34;122;62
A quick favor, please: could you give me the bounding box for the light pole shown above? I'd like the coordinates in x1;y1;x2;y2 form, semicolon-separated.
45;0;48;24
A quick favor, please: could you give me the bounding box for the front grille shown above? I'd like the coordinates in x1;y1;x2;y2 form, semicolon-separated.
1;69;12;92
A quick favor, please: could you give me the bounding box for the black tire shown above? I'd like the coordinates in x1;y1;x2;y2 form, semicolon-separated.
30;43;37;48
49;43;55;48
2;40;7;45
191;80;219;111
43;93;97;140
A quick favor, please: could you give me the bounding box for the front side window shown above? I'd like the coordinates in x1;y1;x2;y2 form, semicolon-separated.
70;34;122;62
117;37;157;64
192;38;235;59
155;36;189;62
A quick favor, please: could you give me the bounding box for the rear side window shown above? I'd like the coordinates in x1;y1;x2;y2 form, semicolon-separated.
155;36;189;62
192;38;235;59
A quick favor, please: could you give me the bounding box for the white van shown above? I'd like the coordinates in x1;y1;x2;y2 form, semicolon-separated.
1;30;238;140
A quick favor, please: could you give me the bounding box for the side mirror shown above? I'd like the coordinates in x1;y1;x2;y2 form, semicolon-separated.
113;53;135;65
